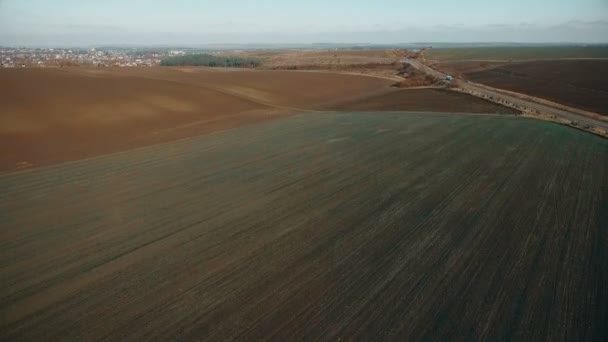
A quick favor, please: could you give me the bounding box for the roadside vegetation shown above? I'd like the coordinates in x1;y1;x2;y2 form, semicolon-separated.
393;63;438;87
160;54;261;67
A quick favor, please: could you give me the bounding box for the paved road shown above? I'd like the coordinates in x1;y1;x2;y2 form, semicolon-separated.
405;58;608;131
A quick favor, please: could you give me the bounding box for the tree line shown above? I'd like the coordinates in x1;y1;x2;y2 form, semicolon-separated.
160;54;261;67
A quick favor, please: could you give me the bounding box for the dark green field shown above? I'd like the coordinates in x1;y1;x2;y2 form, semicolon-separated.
426;46;608;61
1;113;607;340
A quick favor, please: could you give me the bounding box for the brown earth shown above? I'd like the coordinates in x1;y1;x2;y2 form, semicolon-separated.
463;60;608;115
1;113;606;340
240;49;411;79
241;49;406;68
0;67;392;172
394;63;439;87
432;60;510;78
0;67;519;172
330;88;521;114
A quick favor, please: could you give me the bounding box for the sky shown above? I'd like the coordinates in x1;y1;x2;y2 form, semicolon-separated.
0;0;607;46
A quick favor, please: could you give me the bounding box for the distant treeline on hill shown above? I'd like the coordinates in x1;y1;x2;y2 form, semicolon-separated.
160;54;261;67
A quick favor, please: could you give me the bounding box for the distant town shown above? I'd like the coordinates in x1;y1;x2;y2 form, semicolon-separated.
0;47;195;68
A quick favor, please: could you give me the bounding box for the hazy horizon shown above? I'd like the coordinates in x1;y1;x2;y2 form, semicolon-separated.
1;0;607;46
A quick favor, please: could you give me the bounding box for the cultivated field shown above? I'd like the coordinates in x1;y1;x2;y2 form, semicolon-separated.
465;60;608;115
330;88;520;114
241;49;405;68
431;60;510;78
0;67;517;172
238;49;411;79
1;113;607;340
0;67;393;171
425;46;608;62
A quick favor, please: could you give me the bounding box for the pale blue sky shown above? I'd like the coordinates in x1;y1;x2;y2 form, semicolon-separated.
1;0;607;45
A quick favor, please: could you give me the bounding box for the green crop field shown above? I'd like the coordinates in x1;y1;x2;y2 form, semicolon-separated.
426;46;608;61
1;113;607;340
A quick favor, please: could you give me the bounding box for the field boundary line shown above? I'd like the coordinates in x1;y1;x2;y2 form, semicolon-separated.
0;111;528;178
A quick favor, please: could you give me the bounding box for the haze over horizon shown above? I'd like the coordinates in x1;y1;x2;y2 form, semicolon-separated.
1;0;607;46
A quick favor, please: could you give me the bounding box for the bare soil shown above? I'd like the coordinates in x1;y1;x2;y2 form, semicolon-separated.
425;46;608;62
243;49;405;68
432;60;510;78
329;88;521;114
0;67;520;172
464;60;608;115
241;49;410;79
0;67;391;171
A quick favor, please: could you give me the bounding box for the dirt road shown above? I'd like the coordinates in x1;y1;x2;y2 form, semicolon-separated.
405;58;608;131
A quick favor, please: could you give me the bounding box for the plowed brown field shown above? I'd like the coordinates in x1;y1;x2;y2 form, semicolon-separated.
0;67;520;172
0;67;392;171
330;88;520;114
465;60;608;115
